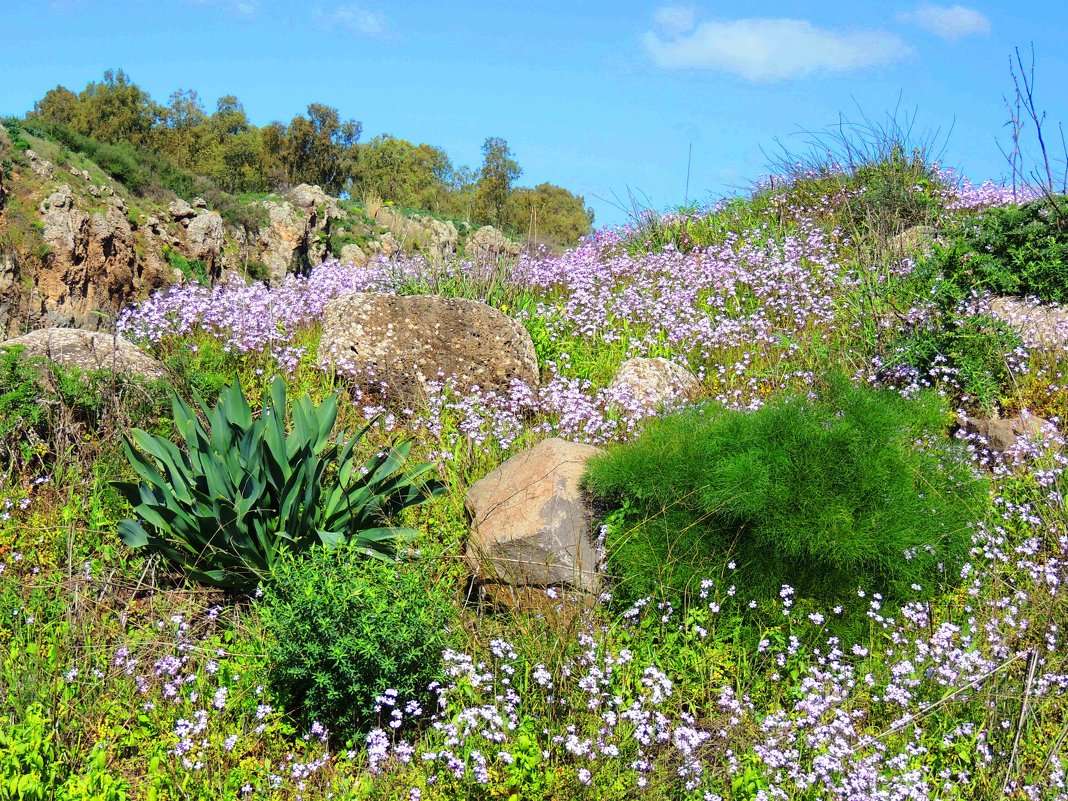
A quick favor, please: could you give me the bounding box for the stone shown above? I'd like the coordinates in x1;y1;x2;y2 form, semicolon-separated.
888;225;942;258
368;231;401;258
191;197;208;209
26;150;55;180
286;184;339;214
339;243;368;266
988;296;1068;352
607;357;700;411
465;438;603;592
319;293;539;400
168;198;197;221
1;328;166;380
958;412;1053;452
466;225;521;259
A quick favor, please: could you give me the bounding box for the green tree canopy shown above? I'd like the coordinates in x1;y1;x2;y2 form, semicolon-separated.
504;182;594;247
476;136;521;228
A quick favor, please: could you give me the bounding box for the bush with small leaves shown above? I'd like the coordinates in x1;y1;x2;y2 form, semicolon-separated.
258;544;457;741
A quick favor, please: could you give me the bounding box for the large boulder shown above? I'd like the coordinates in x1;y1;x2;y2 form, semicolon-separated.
607;357;700;412
320;293;539;400
1;328;166;380
465;438;603;593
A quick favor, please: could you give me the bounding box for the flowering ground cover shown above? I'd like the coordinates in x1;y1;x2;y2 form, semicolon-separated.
3;161;1068;800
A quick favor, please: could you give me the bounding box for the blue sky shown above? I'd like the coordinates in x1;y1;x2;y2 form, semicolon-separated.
2;1;1066;226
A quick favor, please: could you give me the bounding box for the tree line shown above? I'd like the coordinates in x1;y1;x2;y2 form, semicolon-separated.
26;69;594;245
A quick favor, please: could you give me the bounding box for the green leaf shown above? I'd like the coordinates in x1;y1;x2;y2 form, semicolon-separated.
117;519;149;548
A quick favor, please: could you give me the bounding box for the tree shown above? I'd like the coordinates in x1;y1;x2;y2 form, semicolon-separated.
29;86;79;126
476;136;521;227
504;183;595;247
70;69;159;148
278;104;361;192
156;89;210;170
353;135;453;211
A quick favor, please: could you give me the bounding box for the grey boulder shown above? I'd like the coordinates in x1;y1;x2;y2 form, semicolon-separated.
465;438;603;593
1;328;166;380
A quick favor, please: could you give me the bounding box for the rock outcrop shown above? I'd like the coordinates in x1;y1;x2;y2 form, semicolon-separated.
254;184;343;284
374;207;459;261
1;327;166;380
466;225;521;259
30;187;164;329
319;293;539;401
465;438;603;593
26;150;54;180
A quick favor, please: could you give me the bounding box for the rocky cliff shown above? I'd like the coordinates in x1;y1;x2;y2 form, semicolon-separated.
0;127;519;335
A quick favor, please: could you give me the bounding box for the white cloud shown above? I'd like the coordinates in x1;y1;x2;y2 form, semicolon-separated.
643;16;912;82
317;4;388;37
898;5;990;40
653;5;697;36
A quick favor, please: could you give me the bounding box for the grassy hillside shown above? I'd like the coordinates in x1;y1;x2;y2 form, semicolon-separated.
2;138;1068;800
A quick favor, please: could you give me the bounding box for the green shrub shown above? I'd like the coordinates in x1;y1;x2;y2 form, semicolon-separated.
116;378;444;591
0;705;127;801
836;145;945;239
0;346;49;469
935;198;1068;303
259;545;456;741
879;310;1023;414
585;377;986;621
0;346;167;476
163;248;208;283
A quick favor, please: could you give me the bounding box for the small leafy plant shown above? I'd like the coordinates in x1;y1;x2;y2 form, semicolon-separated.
259;544;456;740
116;378;443;591
935;197;1068;303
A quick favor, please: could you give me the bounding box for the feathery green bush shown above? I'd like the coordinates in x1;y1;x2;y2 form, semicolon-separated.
585;378;987;620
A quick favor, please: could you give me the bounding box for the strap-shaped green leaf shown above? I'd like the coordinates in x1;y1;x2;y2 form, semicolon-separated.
118;519;150;548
